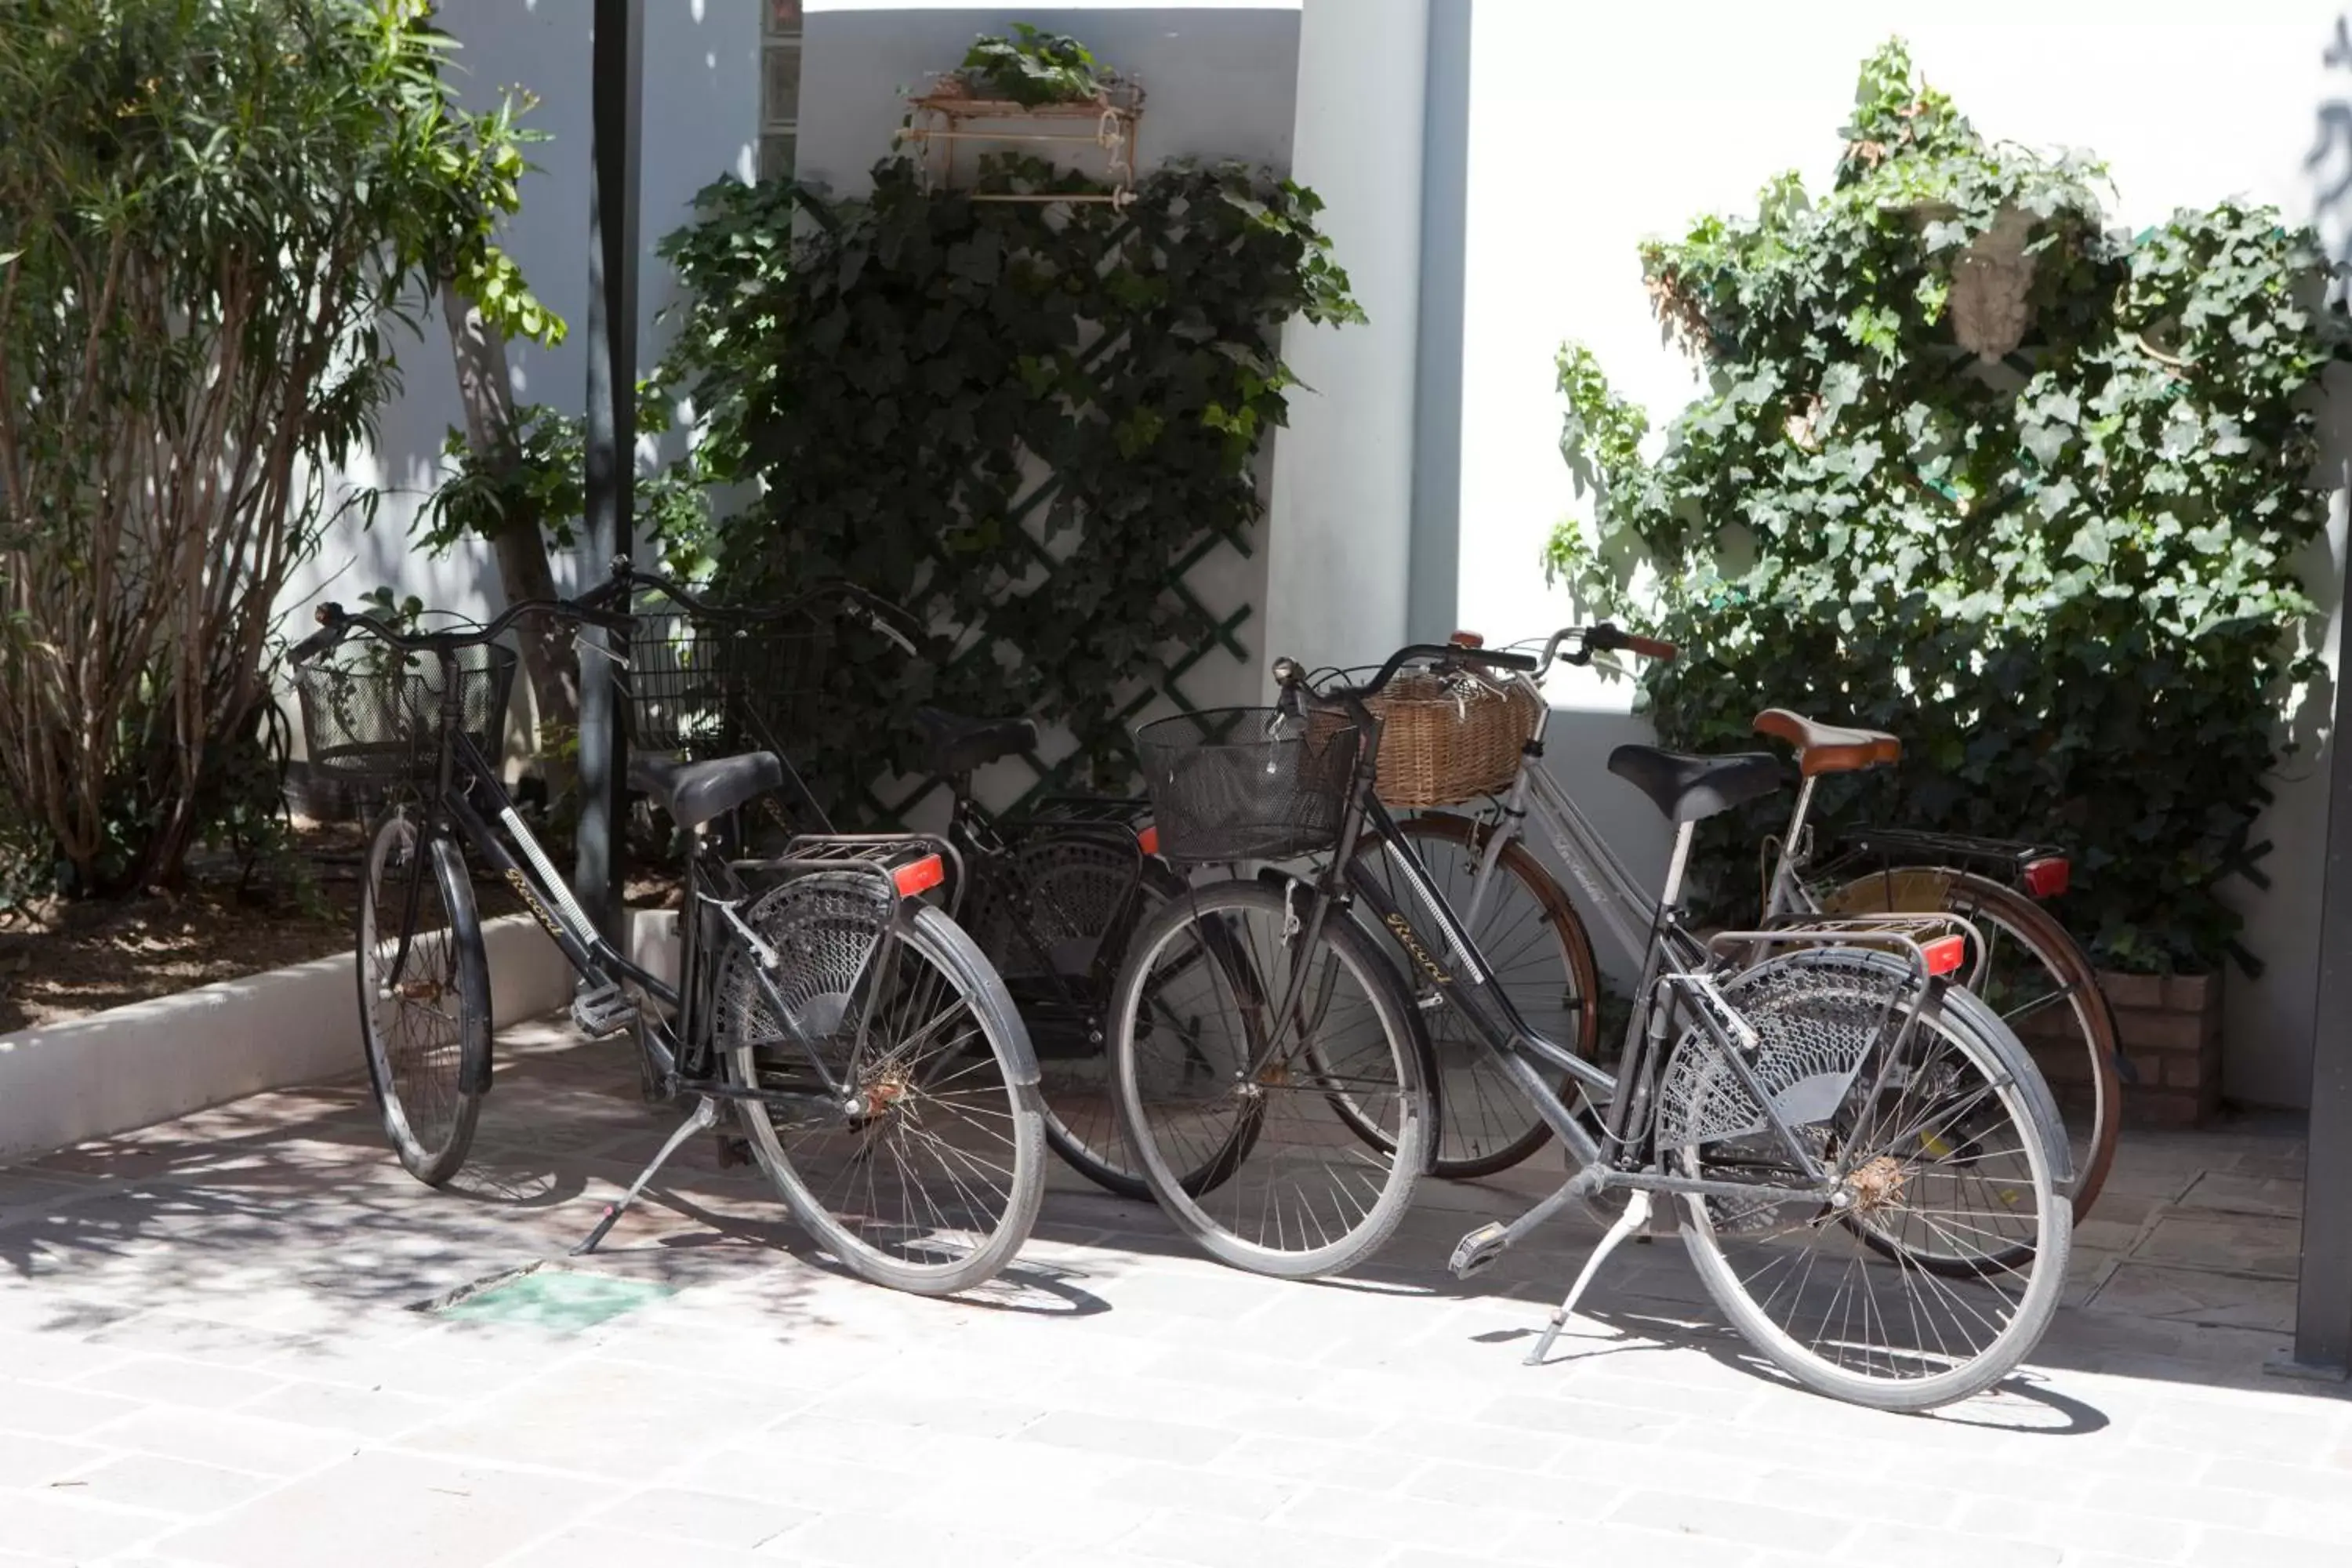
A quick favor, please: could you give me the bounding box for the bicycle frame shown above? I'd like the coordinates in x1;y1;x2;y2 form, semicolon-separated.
387;670;875;1111
1271;688;1857;1208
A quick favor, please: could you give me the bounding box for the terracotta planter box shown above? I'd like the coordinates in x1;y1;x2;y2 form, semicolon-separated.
2096;967;2222;1127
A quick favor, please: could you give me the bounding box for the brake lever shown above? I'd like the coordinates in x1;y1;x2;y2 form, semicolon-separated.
859;605;918;657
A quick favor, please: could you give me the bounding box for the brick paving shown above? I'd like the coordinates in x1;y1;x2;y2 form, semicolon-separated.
0;1020;2343;1565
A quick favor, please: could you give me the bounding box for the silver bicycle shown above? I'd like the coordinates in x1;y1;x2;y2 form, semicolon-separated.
1109;634;2074;1410
1360;628;2118;1226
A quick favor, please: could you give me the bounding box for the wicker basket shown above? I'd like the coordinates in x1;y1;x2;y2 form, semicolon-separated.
1364;671;1539;808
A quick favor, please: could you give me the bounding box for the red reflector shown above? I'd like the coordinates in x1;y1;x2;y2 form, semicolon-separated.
1137;824;1160;857
1922;934;1967;978
891;854;945;898
2022;857;2069;899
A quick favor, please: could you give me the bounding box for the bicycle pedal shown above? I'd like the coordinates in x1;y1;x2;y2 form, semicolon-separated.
569;982;639;1040
1450;1222;1509;1279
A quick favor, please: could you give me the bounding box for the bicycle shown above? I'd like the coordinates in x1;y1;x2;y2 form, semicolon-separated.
1361;627;2120;1220
617;573;1191;1200
1107;636;2074;1410
287;582;1047;1296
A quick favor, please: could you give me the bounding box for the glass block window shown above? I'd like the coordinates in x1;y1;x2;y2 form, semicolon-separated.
760;1;802;181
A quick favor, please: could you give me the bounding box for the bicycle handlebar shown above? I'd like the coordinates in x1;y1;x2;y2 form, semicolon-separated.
586;559;922;656
1267;624;1679;710
1536;622;1679;675
292;561;930;666
296;590;632;665
1272;641;1539;704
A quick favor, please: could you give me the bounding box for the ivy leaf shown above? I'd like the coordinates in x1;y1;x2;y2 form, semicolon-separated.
946;230;1002;285
2061;517;2111;568
1817;362;1864;431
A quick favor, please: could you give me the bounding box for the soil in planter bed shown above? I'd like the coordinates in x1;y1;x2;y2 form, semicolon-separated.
0;818;679;1035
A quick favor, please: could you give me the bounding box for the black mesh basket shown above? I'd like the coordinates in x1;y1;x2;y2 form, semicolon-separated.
292;642;517;787
1134;706;1363;862
626;608;832;757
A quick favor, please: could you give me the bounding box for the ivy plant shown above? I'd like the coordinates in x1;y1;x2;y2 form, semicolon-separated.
417;385;715;580
1547;39;2350;976
958;24;1106;106
655;152;1361;822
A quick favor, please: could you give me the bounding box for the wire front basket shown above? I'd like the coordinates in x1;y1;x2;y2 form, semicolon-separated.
625;608;833;758
292;642;517;788
1134;706;1362;862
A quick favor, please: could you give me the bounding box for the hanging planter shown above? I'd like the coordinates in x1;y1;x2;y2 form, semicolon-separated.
1947;203;2039;361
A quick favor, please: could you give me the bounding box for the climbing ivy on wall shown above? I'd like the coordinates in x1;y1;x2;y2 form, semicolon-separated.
656;152;1361;819
1548;40;2350;975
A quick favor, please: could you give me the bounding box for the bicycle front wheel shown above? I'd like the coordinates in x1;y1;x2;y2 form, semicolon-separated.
1353;813;1600;1177
1671;948;2069;1412
1824;867;2119;1222
355;810;490;1187
1109;880;1432;1279
721;873;1046;1296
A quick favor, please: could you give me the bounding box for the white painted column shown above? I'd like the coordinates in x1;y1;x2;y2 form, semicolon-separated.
1261;0;1431;689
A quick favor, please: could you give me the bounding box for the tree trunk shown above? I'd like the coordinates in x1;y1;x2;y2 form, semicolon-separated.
440;286;580;780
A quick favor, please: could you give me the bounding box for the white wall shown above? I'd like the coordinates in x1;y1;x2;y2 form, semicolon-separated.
286;0;763;630
1259;0;1429;686
1448;0;2352;1104
796;5;1303;196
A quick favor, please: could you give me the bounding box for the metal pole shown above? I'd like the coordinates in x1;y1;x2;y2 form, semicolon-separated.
2281;595;2352;1377
577;0;642;949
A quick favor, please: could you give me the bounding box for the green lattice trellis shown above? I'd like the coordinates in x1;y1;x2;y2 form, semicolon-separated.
655;154;1359;829
859;469;1254;825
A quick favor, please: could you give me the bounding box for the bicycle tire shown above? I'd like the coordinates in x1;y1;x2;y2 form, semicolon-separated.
1675;946;2070;1412
1824;866;2119;1224
723;873;1045;1297
1109;880;1432;1280
967;837;1195;1201
355;811;489;1187
1349;813;1602;1178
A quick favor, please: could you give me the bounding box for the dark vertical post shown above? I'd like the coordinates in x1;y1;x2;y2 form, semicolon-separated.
2288;597;2352;1376
1406;0;1472;644
577;0;643;949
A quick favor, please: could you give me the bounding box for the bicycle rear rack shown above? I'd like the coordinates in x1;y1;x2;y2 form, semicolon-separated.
1004;794;1152;829
1718;911;1985;985
732;832;968;916
1833;824;2069;884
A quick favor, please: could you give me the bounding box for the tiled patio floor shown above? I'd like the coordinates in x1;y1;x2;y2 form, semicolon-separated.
0;1022;2343;1566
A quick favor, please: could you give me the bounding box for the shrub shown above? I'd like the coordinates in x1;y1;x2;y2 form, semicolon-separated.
0;0;539;896
1547;40;2350;975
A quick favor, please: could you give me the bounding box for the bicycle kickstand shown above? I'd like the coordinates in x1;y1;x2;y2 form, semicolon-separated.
1523;1189;1653;1367
570;1096;720;1257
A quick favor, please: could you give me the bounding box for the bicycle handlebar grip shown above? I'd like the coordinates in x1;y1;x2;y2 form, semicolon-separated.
1624;633;1678;662
287;622;343;663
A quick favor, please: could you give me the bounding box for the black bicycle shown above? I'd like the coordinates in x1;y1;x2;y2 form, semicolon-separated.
617;573;1192;1200
1108;637;2072;1410
288;581;1046;1296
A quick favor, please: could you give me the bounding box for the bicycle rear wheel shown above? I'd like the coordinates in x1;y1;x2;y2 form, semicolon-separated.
1670;948;2069;1412
355;810;489;1187
720;873;1045;1296
1352;813;1600;1177
1824;867;2119;1222
966;837;1186;1200
1109;880;1432;1279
